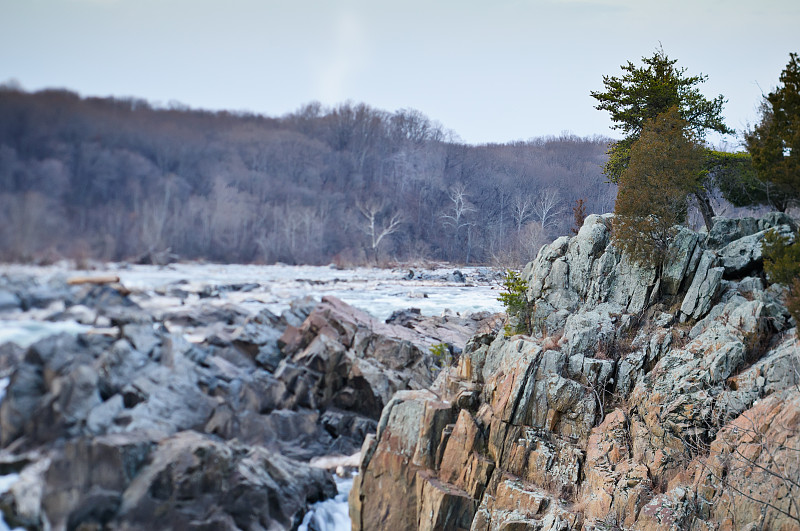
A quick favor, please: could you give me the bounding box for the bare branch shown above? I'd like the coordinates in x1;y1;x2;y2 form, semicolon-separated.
357;200;403;261
531;187;564;230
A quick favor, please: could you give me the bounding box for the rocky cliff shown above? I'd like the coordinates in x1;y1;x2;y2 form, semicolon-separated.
350;213;800;530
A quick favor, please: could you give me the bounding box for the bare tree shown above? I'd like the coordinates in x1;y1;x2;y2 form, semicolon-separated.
511;194;534;233
531;187;564;231
390;108;443;144
138;174;181;255
441;184;476;232
517;221;546;260
441;184;477;261
357;201;403;263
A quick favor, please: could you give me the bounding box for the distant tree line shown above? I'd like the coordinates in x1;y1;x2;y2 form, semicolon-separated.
0;86;615;265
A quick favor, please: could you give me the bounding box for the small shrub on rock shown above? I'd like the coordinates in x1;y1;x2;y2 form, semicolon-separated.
571;198;587;235
761;228;800;324
787;279;800;324
429;342;452;368
762;228;800;285
498;270;533;336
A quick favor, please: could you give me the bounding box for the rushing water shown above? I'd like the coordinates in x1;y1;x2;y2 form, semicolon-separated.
0;320;90;349
0;263;503;324
299;475;355;531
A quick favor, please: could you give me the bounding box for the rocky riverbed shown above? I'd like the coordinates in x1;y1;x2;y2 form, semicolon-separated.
0;264;503;530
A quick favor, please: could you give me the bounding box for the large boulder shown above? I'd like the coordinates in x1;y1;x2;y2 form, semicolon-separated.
679;250;723;320
277;296;493;419
116;431;335;530
349;390;442;531
5;430;336;531
0;333;109;447
717;224;794;278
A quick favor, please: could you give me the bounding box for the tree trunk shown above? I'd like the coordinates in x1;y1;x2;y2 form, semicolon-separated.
693;191;716;231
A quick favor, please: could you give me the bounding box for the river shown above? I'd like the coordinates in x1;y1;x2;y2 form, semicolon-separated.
299;474;355;531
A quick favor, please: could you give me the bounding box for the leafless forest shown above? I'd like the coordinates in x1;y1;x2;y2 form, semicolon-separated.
0;86;616;265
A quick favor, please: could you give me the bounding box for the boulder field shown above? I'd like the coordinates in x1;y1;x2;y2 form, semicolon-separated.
0;270;496;530
350;213;800;531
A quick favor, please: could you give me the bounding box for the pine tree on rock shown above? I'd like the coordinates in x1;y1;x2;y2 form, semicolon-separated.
613;107;703;268
593;48;732;229
745;52;800;211
592;47;731;183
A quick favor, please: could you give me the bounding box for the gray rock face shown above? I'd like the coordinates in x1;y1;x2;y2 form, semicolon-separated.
661;227;700;295
523;214;660;320
352;213;800;531
565;214;612;297
716;224;794;277
706;213;796;249
706;216;760;248
525;213;793;329
719;230;765;276
680;250;723;321
563;303;621;357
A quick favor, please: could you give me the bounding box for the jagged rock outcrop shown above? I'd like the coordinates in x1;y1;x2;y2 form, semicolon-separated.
0;272;495;530
0;322;336;530
351;214;800;530
276;295;490;419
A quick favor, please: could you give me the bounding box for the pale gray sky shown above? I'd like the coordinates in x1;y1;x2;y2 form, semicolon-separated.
1;0;798;145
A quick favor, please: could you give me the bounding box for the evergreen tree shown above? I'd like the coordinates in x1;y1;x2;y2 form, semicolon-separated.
744;52;800;211
704;150;781;208
592;47;732;184
613;108;703;268
591;48;734;229
497;270;532;336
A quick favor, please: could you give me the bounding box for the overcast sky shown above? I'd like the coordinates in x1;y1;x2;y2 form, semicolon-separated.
1;0;797;145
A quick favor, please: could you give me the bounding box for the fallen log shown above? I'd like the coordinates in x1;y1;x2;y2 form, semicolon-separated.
67;275;121;286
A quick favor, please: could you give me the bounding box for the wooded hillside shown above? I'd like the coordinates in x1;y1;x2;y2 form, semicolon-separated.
0;86;614;265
